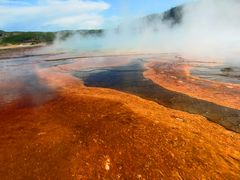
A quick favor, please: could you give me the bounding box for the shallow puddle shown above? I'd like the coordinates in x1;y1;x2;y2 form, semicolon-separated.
191;64;240;84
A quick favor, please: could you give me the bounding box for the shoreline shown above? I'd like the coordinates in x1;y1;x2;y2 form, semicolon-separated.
0;43;46;50
144;61;240;110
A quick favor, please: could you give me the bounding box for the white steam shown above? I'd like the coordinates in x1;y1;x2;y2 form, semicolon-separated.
48;0;240;62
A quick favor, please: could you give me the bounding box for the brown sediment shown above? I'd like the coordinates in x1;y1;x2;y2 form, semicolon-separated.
0;43;45;50
47;55;134;72
0;45;47;61
144;61;240;110
0;63;240;179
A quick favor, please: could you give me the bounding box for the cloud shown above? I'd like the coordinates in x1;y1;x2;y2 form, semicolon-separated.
0;0;110;31
0;0;31;6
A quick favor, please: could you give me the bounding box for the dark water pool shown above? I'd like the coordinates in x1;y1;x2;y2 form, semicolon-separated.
74;60;240;133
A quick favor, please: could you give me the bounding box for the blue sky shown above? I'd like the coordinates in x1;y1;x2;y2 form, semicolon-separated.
0;0;193;31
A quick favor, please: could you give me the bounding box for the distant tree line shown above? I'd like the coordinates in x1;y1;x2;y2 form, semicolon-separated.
0;30;104;45
0;31;56;45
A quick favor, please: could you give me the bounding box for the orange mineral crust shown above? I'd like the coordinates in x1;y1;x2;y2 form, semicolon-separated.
144;61;240;110
0;77;240;179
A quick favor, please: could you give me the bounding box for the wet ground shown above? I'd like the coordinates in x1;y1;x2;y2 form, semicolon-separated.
191;64;240;84
0;51;72;106
74;60;240;133
0;49;240;179
1;50;240;132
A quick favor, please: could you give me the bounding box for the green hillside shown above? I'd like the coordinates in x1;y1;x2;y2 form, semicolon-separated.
0;31;55;45
0;30;104;45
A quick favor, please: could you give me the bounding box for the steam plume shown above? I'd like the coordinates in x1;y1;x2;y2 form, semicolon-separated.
48;0;240;62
